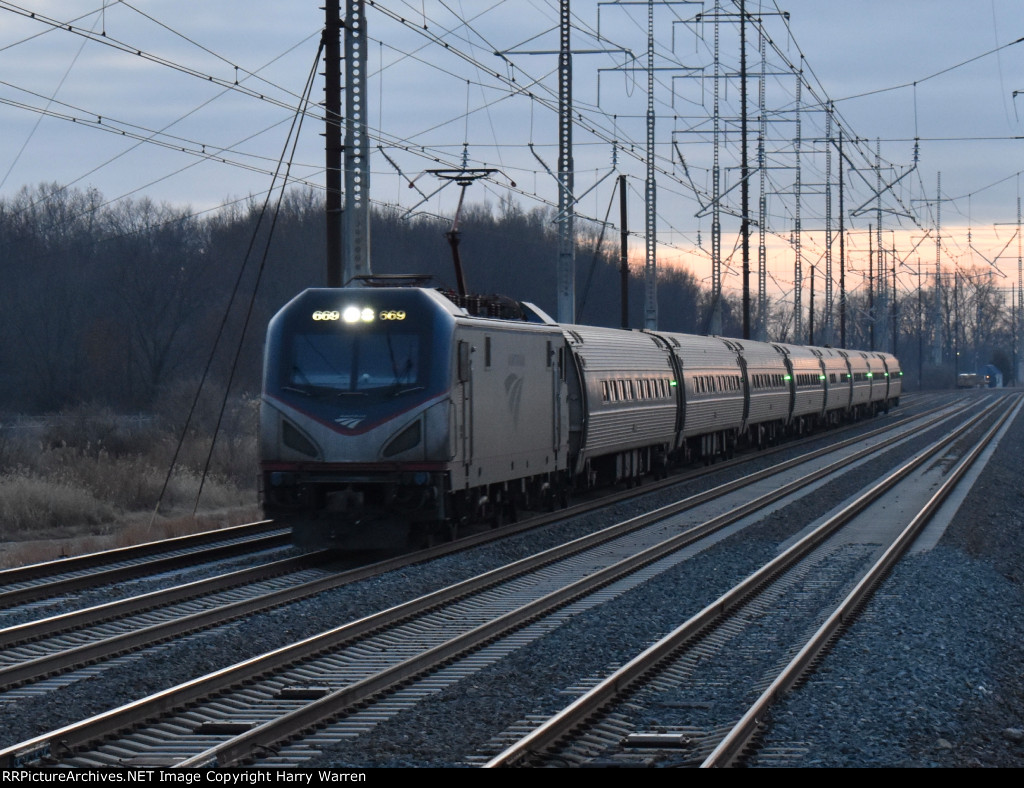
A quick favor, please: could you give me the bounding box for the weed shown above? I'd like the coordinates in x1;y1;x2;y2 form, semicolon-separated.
0;400;260;568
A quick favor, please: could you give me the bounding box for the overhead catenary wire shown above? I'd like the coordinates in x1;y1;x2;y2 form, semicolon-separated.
1;0;1021;319
149;39;324;525
0;0;912;249
0;1;317;114
0;4;95;190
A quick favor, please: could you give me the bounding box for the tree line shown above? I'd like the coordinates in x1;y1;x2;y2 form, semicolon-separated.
0;183;1015;415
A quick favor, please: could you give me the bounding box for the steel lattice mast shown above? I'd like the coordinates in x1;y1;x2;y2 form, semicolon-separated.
643;0;658;329
874;139;888;352
934;173;943;365
739;0;750;339
557;0;576;324
343;0;371;283
824;108;834;346
1011;194;1019;382
325;0;342;287
709;6;722;335
839;127;846;348
756;25;767;341
793;72;802;342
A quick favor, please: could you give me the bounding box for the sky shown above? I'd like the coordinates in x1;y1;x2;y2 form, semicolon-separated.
1;1;1023;308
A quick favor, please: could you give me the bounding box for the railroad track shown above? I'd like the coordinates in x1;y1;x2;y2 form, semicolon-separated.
0;520;288;611
480;393;1020;768
0;393;988;767
0;395;930;616
0;394;942;699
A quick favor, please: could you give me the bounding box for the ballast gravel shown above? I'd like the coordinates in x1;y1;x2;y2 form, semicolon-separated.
1;392;1021;768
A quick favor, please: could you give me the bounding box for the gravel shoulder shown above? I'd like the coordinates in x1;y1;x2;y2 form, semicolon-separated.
306;392;1024;768
3;392;1021;767
754;393;1024;767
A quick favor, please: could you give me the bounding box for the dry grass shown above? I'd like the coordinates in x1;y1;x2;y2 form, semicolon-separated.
0;400;261;569
0;506;263;569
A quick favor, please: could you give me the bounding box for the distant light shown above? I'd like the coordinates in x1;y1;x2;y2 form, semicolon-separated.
670;380;678;387
361;307;375;322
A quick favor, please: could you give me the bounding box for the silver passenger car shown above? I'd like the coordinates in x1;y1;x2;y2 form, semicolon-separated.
563;325;678;483
775;343;828;423
659;333;745;457
731;338;790;433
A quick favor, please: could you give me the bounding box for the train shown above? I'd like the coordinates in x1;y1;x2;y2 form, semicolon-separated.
259;285;902;549
958;367;1003;389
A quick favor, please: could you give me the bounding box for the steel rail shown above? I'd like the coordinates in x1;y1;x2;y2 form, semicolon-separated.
0;552;331;649
0;553;336;690
0;523;287;609
701;393;1023;767
0;394;941;611
482;396;1006;768
97;400;982;766
0;520;278;586
0;400;964;694
174;399;967;767
0;395;957;768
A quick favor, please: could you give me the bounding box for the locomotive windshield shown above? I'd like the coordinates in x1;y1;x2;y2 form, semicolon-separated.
287;328;424;397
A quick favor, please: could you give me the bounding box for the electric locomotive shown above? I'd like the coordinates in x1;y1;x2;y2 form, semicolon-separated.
260;286;570;547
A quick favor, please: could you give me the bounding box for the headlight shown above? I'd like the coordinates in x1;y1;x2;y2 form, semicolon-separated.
341;305;376;323
342;306;361;323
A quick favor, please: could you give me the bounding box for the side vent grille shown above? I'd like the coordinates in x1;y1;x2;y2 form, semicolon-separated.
383;420;422;458
282;421;319;458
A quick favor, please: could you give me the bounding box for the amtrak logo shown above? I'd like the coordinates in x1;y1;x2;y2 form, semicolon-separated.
504;374;523;427
334;415;366;429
